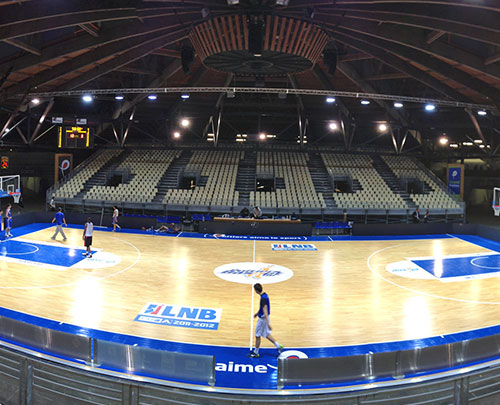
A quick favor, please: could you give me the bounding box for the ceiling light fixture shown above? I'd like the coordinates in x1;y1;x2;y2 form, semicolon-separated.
326;96;335;103
425;103;436;111
360;100;370;105
393;102;403;108
148;94;157;100
82;94;93;103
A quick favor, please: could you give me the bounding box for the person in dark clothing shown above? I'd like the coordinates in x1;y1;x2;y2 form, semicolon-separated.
412;208;420;223
423;209;429;223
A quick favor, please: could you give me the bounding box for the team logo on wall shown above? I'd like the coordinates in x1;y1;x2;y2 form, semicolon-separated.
214;262;293;284
135;303;222;330
272;243;317;251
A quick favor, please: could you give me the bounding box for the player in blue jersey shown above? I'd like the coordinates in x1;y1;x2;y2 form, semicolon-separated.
51;207;67;241
248;283;283;358
4;203;12;238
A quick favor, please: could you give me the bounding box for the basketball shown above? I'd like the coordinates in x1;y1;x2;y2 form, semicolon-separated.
141;227;145;231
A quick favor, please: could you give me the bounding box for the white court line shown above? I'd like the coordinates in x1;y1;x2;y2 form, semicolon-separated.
0;236;141;290
407;251;496;261
13;237;98;251
0;243;39;256
249;239;256;350
176;232;183;237
367;242;500;305
446;233;499;252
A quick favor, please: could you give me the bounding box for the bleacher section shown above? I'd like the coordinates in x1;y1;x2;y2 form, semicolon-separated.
163;150;242;207
382;155;461;210
50;147;463;221
321;153;408;209
84;149;180;203
53;150;121;199
250;152;326;209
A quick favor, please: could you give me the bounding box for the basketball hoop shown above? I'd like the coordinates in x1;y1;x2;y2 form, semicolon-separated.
494;188;500;217
9;192;21;204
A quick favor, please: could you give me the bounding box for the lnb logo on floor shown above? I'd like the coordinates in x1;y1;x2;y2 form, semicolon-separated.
214;262;294;284
134;303;222;330
272;243;317;251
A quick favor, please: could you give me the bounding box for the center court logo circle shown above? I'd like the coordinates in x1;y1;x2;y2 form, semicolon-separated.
214;262;293;284
278;350;308;360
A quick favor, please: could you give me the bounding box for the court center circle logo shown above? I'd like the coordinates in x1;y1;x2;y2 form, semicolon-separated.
214;262;293;284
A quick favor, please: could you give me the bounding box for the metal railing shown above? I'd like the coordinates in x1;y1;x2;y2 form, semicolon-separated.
278;333;500;389
0;313;215;392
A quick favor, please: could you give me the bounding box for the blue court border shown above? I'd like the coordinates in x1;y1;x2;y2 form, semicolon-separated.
2;223;500;390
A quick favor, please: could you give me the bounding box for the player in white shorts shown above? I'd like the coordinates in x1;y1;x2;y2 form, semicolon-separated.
112;206;121;231
83;217;94;258
248;283;283;358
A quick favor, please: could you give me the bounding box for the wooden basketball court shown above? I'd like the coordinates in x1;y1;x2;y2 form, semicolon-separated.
2;224;500;351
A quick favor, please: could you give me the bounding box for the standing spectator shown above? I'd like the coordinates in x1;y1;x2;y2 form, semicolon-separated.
424;209;429;223
49;195;56;211
412;208;420;223
51;207;67;241
252;206;263;219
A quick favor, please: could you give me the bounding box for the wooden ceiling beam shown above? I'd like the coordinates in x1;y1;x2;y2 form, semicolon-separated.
426;31;445;44
59;31;187;91
318;17;500;81
151;48;181;58
332;28;500;104
286;1;500;13
4;38;39;55
78;23;99;37
115;66;157;76
331;27;500;103
339;52;372;62
0;8;137;41
331;30;466;101
0;15;199;76
0;29;185;101
364;73;410;81
485;52;500;66
289;9;500;46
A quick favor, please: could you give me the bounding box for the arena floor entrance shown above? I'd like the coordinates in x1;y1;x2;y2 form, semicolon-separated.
1;223;500;391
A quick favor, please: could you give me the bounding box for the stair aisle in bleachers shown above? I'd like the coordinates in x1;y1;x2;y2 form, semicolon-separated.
371;155;417;210
307;153;336;208
75;150;130;199
235;151;256;207
152;150;193;203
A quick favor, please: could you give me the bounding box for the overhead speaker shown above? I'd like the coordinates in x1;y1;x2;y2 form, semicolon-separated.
181;45;195;74
323;49;337;76
248;17;264;56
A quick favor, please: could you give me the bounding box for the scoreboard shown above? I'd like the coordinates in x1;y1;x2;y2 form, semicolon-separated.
58;126;94;149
